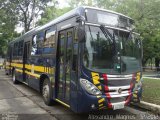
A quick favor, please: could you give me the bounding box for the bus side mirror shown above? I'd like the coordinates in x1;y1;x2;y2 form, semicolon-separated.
78;27;85;42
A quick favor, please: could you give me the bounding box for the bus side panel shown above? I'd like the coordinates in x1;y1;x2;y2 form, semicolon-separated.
42;25;57;99
12;58;23;82
43;56;56;99
27;56;42;91
16;63;23;82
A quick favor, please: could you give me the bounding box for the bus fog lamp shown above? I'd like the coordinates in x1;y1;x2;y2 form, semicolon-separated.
91;104;96;109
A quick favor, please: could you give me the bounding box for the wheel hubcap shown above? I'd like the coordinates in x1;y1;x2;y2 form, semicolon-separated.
13;73;15;82
43;84;49;100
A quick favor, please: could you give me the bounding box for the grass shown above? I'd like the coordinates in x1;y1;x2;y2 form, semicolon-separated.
142;78;160;105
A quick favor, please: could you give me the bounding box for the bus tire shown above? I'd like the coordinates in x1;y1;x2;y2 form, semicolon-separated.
12;70;18;84
5;72;8;75
42;78;53;106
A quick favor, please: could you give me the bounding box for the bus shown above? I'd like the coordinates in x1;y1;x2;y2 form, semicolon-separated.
5;6;143;113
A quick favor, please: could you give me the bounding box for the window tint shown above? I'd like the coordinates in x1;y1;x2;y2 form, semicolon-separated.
18;40;23;56
31;35;37;55
13;42;19;57
43;28;55;54
65;30;73;100
13;40;24;57
58;32;65;95
31;32;44;55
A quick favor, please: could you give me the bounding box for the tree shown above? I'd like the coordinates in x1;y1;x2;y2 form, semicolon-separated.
4;0;52;32
38;0;96;25
0;0;19;57
38;6;72;25
67;0;95;8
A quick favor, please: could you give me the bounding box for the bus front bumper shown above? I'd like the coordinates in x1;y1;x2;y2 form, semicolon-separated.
77;87;142;113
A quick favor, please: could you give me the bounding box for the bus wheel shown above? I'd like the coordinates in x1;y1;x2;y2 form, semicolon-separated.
42;78;53;106
5;72;8;75
12;70;18;84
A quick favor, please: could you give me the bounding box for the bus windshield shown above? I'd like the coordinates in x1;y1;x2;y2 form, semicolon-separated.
83;25;141;74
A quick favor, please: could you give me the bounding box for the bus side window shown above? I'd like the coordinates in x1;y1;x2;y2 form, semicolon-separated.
44;29;55;54
13;42;19;57
18;40;23;56
31;35;37;55
31;32;44;55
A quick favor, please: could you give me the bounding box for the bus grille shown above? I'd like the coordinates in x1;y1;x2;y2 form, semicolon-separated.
110;97;127;103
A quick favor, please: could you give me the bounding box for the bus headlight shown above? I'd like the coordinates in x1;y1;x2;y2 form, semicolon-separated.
80;79;102;95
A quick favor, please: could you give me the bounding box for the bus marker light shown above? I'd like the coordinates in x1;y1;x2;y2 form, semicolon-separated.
91;104;96;109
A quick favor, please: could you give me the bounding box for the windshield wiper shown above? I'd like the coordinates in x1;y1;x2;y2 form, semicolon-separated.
100;25;114;44
100;25;116;52
100;25;121;72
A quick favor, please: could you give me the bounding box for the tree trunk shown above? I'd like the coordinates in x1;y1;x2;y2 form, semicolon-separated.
155;58;160;71
142;58;149;71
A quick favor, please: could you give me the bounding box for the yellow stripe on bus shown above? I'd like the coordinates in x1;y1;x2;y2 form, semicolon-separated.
91;72;100;85
25;64;31;70
16;69;23;73
55;99;70;108
98;98;105;103
25;71;40;78
97;85;102;90
11;62;54;74
25;64;44;72
34;66;45;73
11;63;23;68
99;106;105;110
15;68;40;78
99;104;103;107
6;66;10;69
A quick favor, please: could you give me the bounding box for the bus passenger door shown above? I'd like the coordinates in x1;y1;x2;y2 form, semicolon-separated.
57;28;73;104
23;41;30;83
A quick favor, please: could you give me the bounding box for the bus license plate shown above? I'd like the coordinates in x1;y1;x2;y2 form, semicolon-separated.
113;103;125;110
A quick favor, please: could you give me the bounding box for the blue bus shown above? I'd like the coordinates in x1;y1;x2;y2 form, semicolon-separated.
5;6;143;113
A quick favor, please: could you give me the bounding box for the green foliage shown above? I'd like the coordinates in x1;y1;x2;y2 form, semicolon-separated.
0;0;19;57
3;0;52;32
67;0;95;8
142;78;160;105
38;6;72;25
0;0;51;56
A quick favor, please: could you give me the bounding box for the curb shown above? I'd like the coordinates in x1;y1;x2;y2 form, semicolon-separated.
143;77;160;80
132;101;160;114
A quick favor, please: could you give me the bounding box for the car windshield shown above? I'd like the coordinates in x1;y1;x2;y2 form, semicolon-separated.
83;25;141;74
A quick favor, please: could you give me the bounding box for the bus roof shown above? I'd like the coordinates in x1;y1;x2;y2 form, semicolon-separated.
10;6;133;44
39;6;133;30
83;6;132;20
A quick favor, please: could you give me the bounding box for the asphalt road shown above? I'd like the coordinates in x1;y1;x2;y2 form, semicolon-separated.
0;69;159;120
